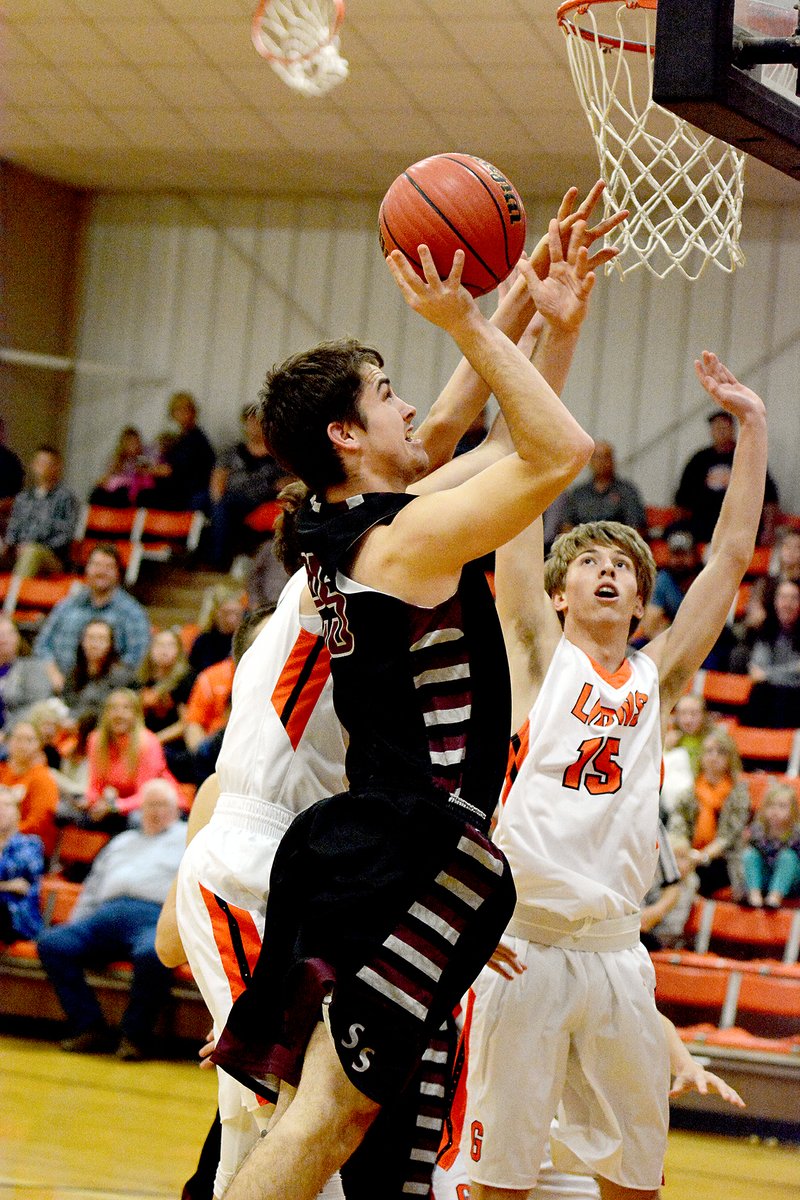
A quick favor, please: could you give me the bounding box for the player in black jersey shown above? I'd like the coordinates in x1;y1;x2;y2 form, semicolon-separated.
214;210;606;1200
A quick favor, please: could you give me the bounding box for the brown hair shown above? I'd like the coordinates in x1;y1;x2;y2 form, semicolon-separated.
544;521;657;631
700;728;742;781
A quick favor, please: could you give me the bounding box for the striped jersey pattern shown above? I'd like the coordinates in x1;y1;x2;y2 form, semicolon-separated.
355;826;506;1025
409;599;472;795
401;1021;451;1197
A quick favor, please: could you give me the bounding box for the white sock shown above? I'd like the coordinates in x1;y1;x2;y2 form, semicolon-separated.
315;1172;344;1200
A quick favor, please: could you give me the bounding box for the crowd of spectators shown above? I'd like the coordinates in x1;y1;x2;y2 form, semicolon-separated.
2;387;800;1069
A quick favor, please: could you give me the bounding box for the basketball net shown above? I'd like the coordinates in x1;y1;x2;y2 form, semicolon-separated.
558;0;746;280
252;0;348;97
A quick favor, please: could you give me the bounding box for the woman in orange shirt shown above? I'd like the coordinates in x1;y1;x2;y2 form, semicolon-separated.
668;728;751;899
0;720;59;858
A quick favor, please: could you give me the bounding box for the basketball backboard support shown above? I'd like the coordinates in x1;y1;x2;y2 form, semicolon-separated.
652;0;800;179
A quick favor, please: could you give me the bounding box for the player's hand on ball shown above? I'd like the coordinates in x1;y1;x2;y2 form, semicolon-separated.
694;352;766;423
386;244;475;331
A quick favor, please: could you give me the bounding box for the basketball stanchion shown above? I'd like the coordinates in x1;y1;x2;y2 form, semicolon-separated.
557;0;746;280
251;0;348;97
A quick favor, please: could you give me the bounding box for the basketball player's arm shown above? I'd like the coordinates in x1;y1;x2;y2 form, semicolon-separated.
154;773;221;969
410;218;595;501
413;182;625;476
661;1014;745;1106
495;518;564;730
645;354;768;718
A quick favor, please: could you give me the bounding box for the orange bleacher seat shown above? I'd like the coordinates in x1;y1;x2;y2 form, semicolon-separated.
776;512;800;533
679;1023;800;1055
49;826;111;877
746;545;772;578
139;508;205;555
653;954;734;1011
729;724;800;774
736;965;800;1022
74;504;143;541
645;506;682;537
648;539;670;568
692;670;753;714
244;500;281;534
733;582;752;621
5;575;80;623
744;773;800;811
39;876;83;926
689;897;800;961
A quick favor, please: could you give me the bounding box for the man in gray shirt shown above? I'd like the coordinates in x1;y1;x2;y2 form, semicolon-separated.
561;439;647;534
37;779;186;1060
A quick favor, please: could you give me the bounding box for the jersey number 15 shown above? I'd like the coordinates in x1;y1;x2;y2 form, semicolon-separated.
563;736;623;795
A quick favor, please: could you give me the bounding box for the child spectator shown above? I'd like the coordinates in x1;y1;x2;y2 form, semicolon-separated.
188;587;246;673
62;619;133;721
660;693;719;816
742;780;800;908
0;786;45;943
27;698;72;769
0;616;52;734
668;728;751;898
84;689;181;831
89;426;155;508
0;720;59;858
52;710;97;826
136;629;195;744
641;835;700;949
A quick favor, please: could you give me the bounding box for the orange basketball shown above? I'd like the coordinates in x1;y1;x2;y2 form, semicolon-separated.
378;153;527;298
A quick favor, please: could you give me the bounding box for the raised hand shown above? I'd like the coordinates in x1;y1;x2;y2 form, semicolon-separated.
530;180;628;278
518;218;596;334
385;244;476;332
694;352;766;423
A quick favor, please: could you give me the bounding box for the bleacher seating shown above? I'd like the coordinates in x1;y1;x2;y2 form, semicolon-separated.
0;822;207;1042
2;574;80;625
729;724;800;775
682;896;800;962
691;670;753;719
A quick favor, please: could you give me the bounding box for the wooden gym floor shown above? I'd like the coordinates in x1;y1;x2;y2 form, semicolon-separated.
1;1033;799;1199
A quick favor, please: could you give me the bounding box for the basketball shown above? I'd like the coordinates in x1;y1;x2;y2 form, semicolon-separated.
378;153;527;298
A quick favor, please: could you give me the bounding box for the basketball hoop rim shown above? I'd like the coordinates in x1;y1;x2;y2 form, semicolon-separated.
557;0;657;55
251;0;346;67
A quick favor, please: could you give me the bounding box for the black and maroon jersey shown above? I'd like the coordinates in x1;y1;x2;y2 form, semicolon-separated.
298;491;511;831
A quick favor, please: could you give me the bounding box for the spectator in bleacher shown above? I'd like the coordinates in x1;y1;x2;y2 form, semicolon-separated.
83;689;181;831
668;728;750;899
89;426;156;508
641;834;699;949
0;786;44;944
27;698;72;769
731;529;800;669
675;409;780;546
136;629;195;745
33;544;150;693
636;529;699;644
37;778;185;1059
559;439;647;534
1;446;80;578
742;780;800;908
0;720;59;858
140;391;215;512
61;619;133;721
740;579;800;728
188;587;246;674
207;403;288;571
165;654;235;785
51;710;96;826
0;616;53;735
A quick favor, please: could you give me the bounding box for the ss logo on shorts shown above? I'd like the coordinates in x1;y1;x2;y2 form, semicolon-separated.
341;1022;374;1073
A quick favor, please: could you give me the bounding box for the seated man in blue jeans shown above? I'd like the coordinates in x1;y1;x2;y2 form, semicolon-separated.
37;779;185;1060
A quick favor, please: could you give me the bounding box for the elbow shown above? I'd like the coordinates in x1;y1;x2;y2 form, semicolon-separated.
558;429;594;486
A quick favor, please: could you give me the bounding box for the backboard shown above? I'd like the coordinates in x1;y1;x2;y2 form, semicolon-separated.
652;0;800;178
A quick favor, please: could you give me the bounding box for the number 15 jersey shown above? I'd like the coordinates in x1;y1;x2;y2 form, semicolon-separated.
494;635;662;924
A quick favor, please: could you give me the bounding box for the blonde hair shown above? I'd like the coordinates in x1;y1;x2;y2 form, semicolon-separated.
760;780;800;831
544;521;657;630
95;688;145;775
700;728;742;781
200;584;247;633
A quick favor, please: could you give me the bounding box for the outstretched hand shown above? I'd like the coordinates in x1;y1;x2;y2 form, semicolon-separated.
518;218;595;334
529;180;628;278
694;352;766;423
670;1058;746;1107
386;244;476;332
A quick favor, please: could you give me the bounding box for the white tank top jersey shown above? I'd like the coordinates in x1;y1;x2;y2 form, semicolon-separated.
214;569;346;813
494;635;662;924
